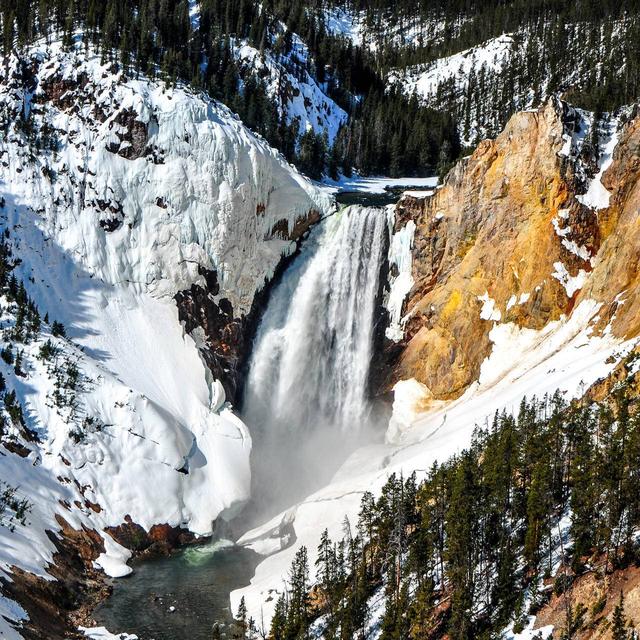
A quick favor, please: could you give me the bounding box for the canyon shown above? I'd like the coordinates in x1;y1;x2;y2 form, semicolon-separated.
1;33;640;640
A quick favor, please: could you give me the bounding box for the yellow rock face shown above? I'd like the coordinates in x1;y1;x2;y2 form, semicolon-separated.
391;98;640;400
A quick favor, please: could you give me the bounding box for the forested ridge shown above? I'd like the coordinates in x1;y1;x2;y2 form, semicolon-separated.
239;370;640;640
0;0;462;178
3;0;640;177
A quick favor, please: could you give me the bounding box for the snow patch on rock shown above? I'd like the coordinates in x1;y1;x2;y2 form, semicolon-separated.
552;262;588;297
478;291;502;321
94;535;133;578
384;209;416;342
386;378;437;443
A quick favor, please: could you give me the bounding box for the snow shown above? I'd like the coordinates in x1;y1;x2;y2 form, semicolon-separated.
323;7;365;47
188;0;200;31
552;262;588;297
559;109;591;159
562;238;593;263
478;291;502;321
233;296;637;626
552;213;593;263
80;627;138;640
577;115;620;210
233;38;347;145
9;39;332;314
323;6;467;53
386;378;440;443
402;189;435;198
551;216;570;238
388;34;515;111
363;586;386;639
479;300;602;387
385;208;416;342
503;617;553;640
506;293;529;311
0;38;333;636
94;535;133;578
0;595;28;640
323;174;438;195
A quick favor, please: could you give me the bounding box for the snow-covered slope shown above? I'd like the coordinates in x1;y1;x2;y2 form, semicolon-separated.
232;299;635;626
388;33;515;102
322;5;469;53
6;40;331;314
387;34;517;143
386;20;632;144
0;38;331;638
233;35;347;145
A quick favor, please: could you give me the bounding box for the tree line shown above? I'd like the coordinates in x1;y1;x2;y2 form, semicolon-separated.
0;0;462;178
247;379;640;640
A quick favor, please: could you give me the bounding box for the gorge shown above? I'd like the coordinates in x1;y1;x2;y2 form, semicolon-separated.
3;5;640;639
90;202;396;640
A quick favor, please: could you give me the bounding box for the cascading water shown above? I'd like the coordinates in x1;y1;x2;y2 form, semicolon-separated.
242;205;388;517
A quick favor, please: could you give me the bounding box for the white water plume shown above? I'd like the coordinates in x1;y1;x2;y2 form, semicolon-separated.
242;205;388;514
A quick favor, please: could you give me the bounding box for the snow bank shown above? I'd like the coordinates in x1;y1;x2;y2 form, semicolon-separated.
80;627;138;640
0;595;28;640
386;378;439;443
3;39;332;314
94;535;133;578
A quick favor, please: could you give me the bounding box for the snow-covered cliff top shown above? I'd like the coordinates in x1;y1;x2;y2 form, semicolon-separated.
2;38;332;314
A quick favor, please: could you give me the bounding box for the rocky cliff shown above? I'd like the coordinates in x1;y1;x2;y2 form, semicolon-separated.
0;40;332;640
389;98;640;401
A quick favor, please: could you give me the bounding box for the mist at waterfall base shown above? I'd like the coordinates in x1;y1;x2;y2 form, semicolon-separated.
242;205;389;520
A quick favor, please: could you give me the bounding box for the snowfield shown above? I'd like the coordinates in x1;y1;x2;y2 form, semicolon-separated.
323;174;438;194
0;38;331;638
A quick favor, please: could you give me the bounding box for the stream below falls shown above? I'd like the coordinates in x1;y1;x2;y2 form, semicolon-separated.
93;541;259;640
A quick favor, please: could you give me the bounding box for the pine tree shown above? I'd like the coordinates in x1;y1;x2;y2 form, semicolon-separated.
233;596;248;639
269;593;287;640
612;592;629;640
285;546;310;639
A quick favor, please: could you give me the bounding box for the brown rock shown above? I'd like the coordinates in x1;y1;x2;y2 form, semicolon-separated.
389;99;622;399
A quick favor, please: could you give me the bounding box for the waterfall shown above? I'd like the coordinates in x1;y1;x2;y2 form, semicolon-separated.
242;205;388;514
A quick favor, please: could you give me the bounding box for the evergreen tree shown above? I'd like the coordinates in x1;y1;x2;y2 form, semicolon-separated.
612;592;629;640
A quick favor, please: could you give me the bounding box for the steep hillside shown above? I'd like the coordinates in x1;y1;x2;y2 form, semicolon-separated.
232;36;348;145
0;39;331;639
233;98;640;634
387;21;636;144
385;98;640;405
